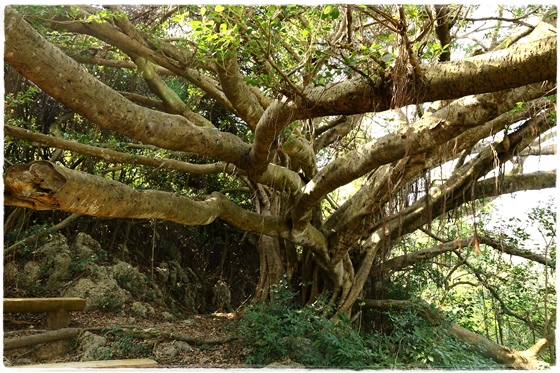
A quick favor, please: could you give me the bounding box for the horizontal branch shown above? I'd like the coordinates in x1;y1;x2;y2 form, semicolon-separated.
380;110;555;241
478;233;554;267
369;228;554;278
338;110;554;314
3;161;220;222
324;102;556;251
4;328;81;351
369;236;474;277
3;161;329;268
4;125;236;176
474;170;556;200
296;35;556;119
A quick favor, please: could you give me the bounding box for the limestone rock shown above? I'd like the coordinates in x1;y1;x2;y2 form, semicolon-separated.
112;262;164;304
3;262;18;285
37;233;69;263
22;261;42;287
132;302;156;319
64;276;129;311
73;232;102;252
78;331;111;361
154;340;193;359
46;252;72;290
72;232;106;261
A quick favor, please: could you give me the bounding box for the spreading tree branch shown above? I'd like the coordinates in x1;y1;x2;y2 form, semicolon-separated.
4;125;237;176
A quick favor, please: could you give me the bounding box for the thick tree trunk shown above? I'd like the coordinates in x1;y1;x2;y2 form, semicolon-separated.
254;235;286;302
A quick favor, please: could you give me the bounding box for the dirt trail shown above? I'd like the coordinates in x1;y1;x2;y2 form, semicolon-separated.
4;310;249;368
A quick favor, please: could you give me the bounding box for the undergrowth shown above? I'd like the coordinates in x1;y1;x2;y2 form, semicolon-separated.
233;280;373;368
234;279;499;369
370;307;501;369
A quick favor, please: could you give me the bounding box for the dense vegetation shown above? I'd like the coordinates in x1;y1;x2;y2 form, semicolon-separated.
4;4;556;369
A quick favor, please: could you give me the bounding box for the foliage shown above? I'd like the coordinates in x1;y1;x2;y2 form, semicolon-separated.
456;199;555;352
102;327;154;360
109;332;153;359
234;279;374;368
68;256;100;278
370;308;500;369
380;197;556;360
4;221;52;257
235;278;501;369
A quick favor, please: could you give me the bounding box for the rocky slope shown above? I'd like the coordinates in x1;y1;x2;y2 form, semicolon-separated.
3;233;251;367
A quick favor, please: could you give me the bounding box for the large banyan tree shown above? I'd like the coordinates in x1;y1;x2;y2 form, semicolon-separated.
3;4;557;368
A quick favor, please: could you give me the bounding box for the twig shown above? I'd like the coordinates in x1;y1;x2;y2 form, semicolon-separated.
4;214;82;260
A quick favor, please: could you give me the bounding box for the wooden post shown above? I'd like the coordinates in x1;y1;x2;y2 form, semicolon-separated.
45;309;70;329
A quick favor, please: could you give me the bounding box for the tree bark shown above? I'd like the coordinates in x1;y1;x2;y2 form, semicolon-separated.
296;35;556;118
3;160;336;277
3;326;237;351
292;82;554;230
3;5;556;323
337;112;554;313
4;328;81;350
4;161;223;224
448;324;552;369
4;125;236;176
368;229;555;278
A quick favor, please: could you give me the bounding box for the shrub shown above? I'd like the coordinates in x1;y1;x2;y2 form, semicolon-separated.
234;280;374;368
370;308;500;369
235;280;499;369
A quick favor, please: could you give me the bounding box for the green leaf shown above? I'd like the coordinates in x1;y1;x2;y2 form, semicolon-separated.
330;6;340;19
215;5;225;13
200;7;206;16
219;22;227;33
323;5;332;15
189;20;201;29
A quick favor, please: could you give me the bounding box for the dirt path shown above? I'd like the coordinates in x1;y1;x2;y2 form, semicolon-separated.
4;310;249;368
